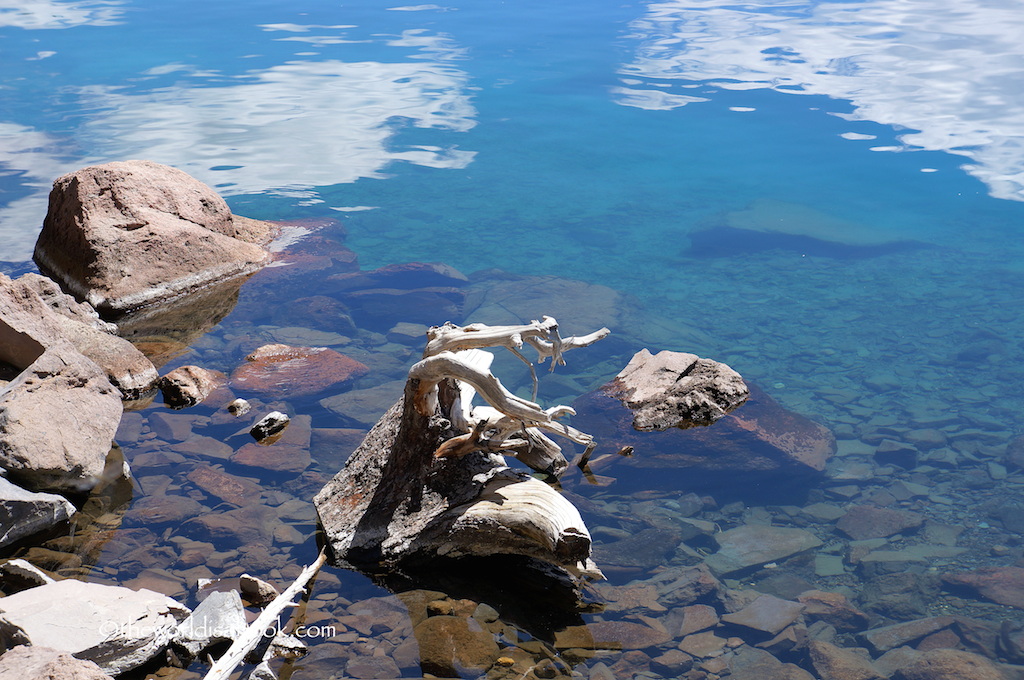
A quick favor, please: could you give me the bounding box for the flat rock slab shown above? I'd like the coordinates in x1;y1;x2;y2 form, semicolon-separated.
0;476;76;548
0;579;189;675
861;616;955;653
942;566;1024;609
231;344;369;398
705;525;823;576
836;505;925;540
34;160;273;314
0;645;113;680
721;594;804;635
186;465;262;507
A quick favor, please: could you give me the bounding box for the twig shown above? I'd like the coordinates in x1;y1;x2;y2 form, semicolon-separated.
203;550;327;680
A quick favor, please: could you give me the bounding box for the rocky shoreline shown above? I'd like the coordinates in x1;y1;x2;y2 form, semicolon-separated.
1;162;1023;679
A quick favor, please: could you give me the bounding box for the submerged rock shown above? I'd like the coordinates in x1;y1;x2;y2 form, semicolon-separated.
0;579;190;675
574;381;835;482
231;343;369;398
892;648;1006;680
34;160;275;315
836;505;926;540
704;525;823;576
720;594;805;635
942;566;1024;609
0;477;76;548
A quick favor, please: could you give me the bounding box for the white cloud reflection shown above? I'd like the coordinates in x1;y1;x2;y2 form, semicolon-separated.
0;25;475;261
75;55;476;196
0;0;124;28
617;0;1024;201
0;123;85;260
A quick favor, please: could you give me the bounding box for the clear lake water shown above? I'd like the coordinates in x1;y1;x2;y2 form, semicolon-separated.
2;0;1024;678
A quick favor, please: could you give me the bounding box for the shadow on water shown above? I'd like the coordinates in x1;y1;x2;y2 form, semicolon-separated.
687;226;934;259
369;555;592;644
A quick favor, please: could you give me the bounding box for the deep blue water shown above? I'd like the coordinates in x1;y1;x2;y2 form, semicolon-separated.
4;0;1024;677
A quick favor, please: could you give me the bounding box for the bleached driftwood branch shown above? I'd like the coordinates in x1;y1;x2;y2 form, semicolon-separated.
313;317;607;579
203;550;326;680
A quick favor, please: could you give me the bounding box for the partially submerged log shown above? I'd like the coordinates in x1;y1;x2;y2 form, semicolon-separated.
313;317;608;577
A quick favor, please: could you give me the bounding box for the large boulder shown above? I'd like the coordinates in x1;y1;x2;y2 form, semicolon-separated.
0;341;122;493
0;272;157;399
0;477;76;548
596;348;748;430
573;361;835;484
33;160;275;315
0;579;190;675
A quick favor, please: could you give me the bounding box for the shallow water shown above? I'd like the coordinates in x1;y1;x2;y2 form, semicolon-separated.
3;0;1024;678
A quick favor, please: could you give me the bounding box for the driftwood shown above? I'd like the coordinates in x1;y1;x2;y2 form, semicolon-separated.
202;550;326;680
313;317;608;577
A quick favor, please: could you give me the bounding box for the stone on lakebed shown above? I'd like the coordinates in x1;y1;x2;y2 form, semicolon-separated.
231;343;369;398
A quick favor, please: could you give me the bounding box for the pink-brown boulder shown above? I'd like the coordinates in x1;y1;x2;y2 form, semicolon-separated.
573;373;834;477
33;160;275;314
231;344;369;398
0;272;157;398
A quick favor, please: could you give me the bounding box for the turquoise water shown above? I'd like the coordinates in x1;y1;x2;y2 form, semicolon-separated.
4;0;1024;677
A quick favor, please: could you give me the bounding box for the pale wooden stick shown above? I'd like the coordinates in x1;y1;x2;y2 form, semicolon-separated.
203;550;327;680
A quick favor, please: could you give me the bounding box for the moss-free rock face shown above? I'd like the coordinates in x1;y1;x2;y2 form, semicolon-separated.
34;160;274;315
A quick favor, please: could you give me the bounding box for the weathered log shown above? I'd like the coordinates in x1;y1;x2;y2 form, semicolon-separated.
313;317;605;576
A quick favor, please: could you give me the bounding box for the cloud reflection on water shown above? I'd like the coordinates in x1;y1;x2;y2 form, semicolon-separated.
0;0;124;28
0;24;475;260
616;0;1024;201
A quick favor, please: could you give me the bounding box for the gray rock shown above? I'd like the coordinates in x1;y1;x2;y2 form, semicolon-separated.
0;579;190;675
0;342;122;492
0;477;76;548
0;272;157;399
600;348;748;431
173;589;246;656
705;525;823;576
0;645;113;680
34;160;274;315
